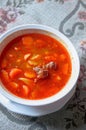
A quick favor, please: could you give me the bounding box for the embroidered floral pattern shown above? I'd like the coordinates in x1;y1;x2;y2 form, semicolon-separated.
80;41;86;54
78;65;86;82
0;0;86;130
64;38;86;129
0;0;64;34
0;6;24;34
36;0;44;3
64;84;86;129
78;11;86;21
28;122;47;130
59;0;86;37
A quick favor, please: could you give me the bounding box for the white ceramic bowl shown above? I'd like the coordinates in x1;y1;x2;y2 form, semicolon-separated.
0;24;80;116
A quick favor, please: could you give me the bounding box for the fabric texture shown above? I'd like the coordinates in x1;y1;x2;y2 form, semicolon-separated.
0;0;86;130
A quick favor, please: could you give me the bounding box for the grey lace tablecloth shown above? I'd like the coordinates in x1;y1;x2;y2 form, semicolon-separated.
0;0;86;130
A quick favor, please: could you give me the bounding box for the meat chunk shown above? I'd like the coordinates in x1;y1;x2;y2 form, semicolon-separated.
45;61;57;70
37;69;48;79
33;61;57;82
33;66;42;73
33;67;48;80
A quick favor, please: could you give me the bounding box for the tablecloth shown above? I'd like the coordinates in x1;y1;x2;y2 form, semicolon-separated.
0;0;86;130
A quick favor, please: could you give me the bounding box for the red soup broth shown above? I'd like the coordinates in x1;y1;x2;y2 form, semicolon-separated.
0;33;72;100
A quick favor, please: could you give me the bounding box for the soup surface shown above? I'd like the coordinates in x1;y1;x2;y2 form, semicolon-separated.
0;33;71;99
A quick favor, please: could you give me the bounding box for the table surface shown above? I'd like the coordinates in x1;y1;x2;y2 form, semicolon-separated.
0;0;86;130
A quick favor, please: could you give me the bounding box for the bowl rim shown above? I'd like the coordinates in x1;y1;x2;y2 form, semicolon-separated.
0;24;80;106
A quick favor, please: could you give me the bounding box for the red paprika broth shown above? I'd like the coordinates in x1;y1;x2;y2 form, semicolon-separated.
0;33;72;100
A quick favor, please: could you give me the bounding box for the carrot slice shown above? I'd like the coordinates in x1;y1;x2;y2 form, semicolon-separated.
22;85;30;96
9;82;18;89
63;63;68;75
31;91;36;99
22;36;33;45
56;75;61;81
1;70;10;82
35;39;46;48
16;59;21;63
60;54;66;61
44;56;56;61
9;68;22;79
19;77;33;85
24;70;36;79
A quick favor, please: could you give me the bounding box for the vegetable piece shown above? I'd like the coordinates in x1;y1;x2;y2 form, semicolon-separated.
22;85;30;96
26;63;32;68
30;54;40;60
24;53;31;61
9;68;22;79
8;54;14;58
28;60;38;66
9;82;18;89
22;36;33;45
19;77;33;85
14;46;20;51
44;56;56;61
60;54;66;61
24;70;36;79
35;39;46;48
1;70;10;82
62;63;68;74
56;75;61;81
16;59;21;63
44;56;51;61
31;91;36;99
